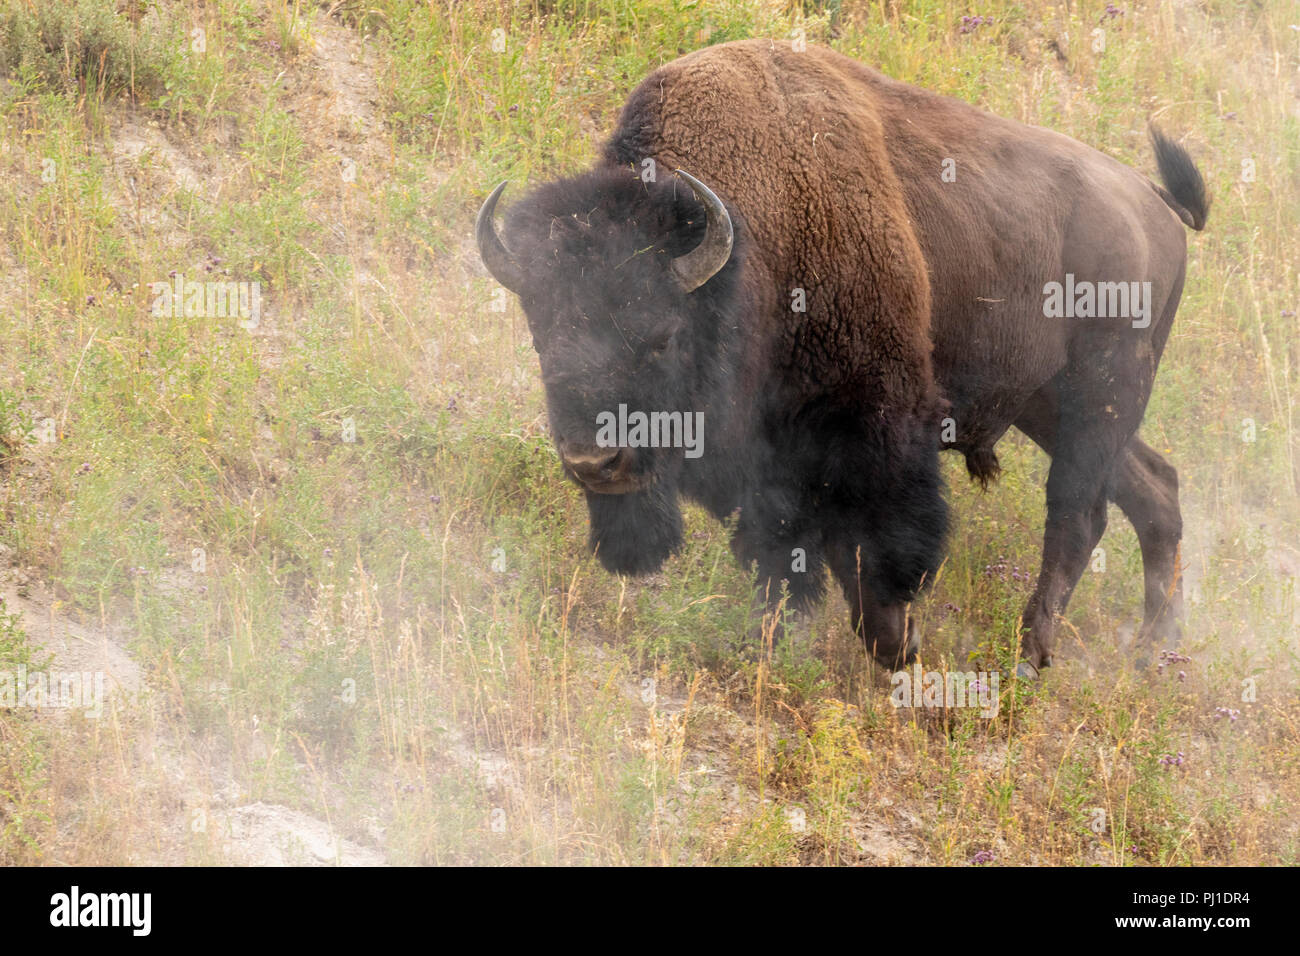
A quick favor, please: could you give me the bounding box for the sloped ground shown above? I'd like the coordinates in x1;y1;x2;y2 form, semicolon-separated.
2;546;387;865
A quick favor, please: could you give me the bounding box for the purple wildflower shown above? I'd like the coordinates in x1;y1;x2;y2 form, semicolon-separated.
1157;649;1191;674
958;15;994;35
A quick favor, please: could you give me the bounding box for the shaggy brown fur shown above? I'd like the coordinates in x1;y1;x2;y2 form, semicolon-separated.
485;40;1208;672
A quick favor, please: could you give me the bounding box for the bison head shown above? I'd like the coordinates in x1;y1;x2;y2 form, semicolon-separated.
477;167;744;575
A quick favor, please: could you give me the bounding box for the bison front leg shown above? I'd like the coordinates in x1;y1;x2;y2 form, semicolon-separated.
825;539;918;669
728;508;828;648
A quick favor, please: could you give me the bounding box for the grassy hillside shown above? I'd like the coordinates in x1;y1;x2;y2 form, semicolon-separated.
0;0;1296;865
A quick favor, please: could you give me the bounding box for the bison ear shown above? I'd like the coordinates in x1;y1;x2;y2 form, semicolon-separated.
476;181;526;293
670;170;734;293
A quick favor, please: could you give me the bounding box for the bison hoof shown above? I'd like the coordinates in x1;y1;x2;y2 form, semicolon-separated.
1015;661;1040;680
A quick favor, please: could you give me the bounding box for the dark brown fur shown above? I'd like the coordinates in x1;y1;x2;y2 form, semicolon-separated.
491;40;1208;671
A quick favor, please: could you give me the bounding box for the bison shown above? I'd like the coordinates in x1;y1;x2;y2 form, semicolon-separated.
476;40;1208;677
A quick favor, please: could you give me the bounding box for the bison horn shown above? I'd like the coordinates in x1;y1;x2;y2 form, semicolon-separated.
476;181;526;293
670;170;734;293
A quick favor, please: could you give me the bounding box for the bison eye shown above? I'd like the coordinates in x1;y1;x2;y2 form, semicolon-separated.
643;329;677;357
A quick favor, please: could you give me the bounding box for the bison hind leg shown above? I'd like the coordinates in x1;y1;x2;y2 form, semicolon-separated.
1109;437;1184;662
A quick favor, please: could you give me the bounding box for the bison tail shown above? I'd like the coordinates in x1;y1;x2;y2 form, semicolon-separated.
1149;125;1209;231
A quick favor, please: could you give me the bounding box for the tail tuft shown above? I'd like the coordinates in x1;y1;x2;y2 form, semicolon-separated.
1150;125;1209;231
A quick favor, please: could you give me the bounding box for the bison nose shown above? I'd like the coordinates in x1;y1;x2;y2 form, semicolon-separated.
560;443;625;483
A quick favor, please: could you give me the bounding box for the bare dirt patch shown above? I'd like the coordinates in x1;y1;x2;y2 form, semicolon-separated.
0;547;142;704
1;546;389;865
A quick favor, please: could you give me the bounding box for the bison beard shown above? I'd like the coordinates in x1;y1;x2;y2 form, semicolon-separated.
477;40;1208;675
585;482;684;576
